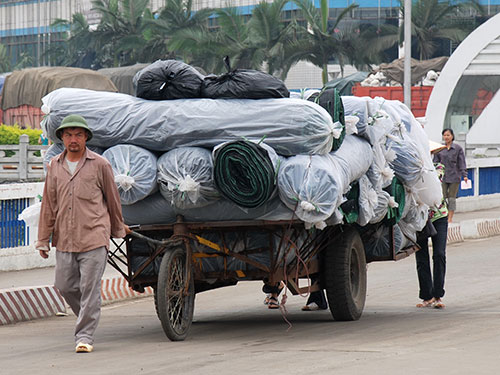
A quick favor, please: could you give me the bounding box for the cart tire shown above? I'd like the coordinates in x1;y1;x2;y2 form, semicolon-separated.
157;247;195;341
323;227;366;321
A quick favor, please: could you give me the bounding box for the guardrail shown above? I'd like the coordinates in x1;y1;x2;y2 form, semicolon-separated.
0;134;46;182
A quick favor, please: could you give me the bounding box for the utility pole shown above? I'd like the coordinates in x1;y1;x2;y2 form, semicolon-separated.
403;0;412;109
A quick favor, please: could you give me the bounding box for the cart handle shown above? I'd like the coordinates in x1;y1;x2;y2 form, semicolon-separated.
127;230;183;248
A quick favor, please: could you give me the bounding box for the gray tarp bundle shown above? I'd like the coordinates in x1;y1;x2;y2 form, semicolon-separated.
278;135;373;227
41;88;335;156
157;147;220;209
122;193;176;225
122;194;293;226
102;145;158;205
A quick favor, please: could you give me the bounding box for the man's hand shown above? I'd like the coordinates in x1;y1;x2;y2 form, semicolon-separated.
39;250;49;259
124;225;132;235
464;176;469;182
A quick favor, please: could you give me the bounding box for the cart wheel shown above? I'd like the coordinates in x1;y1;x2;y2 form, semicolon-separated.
323;227;367;321
157;247;195;341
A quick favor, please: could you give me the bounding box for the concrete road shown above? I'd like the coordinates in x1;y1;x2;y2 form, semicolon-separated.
1;237;500;375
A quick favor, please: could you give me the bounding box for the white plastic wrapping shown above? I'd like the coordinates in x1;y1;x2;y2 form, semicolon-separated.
102;144;158;205
356;175;379;226
18;202;42;228
157;147;220;209
41;88;336;156
277;135;373;228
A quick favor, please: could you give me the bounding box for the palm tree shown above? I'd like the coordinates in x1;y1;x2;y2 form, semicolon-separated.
148;0;213;61
287;0;359;84
247;0;295;78
399;0;483;60
49;13;99;68
91;0;153;66
0;44;11;73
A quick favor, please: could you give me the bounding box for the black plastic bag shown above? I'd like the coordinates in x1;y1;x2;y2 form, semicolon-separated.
201;56;289;99
416;217;437;242
135;60;205;100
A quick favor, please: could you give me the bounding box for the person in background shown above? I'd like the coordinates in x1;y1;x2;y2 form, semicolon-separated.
415;163;448;309
433;128;467;223
38;132;50;146
36;114;130;353
38;131;51;158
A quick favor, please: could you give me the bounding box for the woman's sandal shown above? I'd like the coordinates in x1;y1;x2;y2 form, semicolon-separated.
416;298;435;308
433;299;445;309
268;296;280;309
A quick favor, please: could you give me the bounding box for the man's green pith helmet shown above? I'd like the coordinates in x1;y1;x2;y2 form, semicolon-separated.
55;114;93;141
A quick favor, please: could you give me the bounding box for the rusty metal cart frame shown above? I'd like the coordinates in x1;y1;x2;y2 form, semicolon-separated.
108;216;418;341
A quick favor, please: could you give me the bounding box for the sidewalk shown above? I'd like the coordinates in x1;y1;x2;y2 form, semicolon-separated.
2;206;500;326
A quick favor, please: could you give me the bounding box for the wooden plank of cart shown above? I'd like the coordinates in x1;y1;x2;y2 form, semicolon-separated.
108;215;418;341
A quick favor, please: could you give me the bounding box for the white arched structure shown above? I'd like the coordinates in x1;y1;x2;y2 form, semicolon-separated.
425;13;500;142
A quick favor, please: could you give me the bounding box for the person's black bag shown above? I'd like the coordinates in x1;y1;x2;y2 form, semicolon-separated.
416;218;437;243
135;60;205;100
201;56;290;99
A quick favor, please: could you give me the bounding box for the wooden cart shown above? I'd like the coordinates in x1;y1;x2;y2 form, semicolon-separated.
108;216;417;341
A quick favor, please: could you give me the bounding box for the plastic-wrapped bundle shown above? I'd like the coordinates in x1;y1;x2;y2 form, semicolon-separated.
375;98;442;207
176;197;294;222
102;145;158;205
386;129;424;187
341;96;390;145
134;60;204;100
383;177;406;225
202;67;289;99
366;142;394;191
369;190;393;224
278;135;373;228
157;147;219;209
356;175;379;226
213;141;281;208
41;88;335;156
121;193;176;225
308;88;345;151
398;190;428;243
43;143;104;174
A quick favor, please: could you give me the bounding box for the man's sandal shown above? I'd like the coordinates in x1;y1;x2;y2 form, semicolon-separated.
416;298;435;308
268;296;280;309
75;343;93;353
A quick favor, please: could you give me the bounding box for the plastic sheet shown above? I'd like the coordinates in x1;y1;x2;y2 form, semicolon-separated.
176;197;294;222
18;202;41;228
134;60;204;100
362;224;402;259
42;88;335;156
121;193;176;225
157;147;219;209
213;141;281;208
277;135;373;228
102;145;158;205
357;175;378;226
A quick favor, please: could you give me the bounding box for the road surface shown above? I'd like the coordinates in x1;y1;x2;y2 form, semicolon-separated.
1;236;500;375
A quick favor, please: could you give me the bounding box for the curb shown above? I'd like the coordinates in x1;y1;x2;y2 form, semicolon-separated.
0;285;65;325
447;218;500;244
0;276;153;326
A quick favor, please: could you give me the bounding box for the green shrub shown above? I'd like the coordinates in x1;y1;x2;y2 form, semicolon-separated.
0;124;43;156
